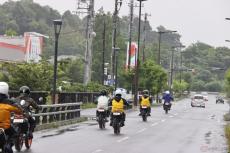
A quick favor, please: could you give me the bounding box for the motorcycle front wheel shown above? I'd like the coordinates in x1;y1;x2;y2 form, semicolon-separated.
15;134;23;152
113;119;120;134
142;114;147;122
25;135;32;149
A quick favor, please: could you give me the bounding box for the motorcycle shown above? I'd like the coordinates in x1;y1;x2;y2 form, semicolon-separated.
112;112;123;134
163;102;171;114
140;106;148;122
0;128;10;153
97;108;107;129
13;100;33;151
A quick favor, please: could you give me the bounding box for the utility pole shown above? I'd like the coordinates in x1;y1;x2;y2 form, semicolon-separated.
142;13;150;61
111;0;122;88
157;32;162;65
102;13;106;85
77;0;95;85
128;0;134;69
178;45;185;83
170;45;185;93
170;47;175;93
134;0;147;107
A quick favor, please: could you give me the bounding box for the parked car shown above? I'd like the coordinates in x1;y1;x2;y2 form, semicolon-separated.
191;94;205;108
216;96;224;104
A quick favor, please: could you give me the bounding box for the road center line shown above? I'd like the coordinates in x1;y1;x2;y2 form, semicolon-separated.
137;128;147;133
161;119;166;122
92;149;103;153
117;137;129;143
151;122;159;127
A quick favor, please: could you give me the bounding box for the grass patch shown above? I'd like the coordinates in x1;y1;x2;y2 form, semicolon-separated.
224;113;230;121
225;124;230;152
81;102;97;109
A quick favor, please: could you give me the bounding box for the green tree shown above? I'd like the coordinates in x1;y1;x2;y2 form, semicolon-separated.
225;69;230;97
5;28;17;36
140;60;167;95
172;80;189;95
204;81;222;92
5;59;53;91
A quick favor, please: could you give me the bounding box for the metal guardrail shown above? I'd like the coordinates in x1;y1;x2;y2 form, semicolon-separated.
34;103;82;125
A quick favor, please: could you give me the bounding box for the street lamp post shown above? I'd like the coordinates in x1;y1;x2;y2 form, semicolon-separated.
157;30;177;65
134;0;147;107
53;19;62;104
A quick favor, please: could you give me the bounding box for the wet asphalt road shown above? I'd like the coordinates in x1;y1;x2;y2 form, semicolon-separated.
18;94;228;153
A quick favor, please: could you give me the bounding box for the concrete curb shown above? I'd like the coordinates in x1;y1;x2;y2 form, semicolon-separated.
35;117;88;131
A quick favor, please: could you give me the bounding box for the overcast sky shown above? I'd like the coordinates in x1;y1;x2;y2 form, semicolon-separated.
1;0;230;48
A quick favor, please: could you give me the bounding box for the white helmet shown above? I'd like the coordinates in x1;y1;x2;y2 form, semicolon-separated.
0;82;9;96
165;90;170;94
115;89;122;96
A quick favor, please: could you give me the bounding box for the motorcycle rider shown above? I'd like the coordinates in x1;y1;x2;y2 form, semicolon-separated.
109;89;129;127
139;90;152;116
96;90;109;122
162;90;174;110
15;86;40;138
0;82;23;153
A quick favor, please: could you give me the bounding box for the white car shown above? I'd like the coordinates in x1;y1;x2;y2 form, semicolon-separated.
191;94;205;108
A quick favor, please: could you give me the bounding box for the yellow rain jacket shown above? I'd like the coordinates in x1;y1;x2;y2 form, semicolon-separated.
140;96;151;107
0;102;22;129
111;99;124;113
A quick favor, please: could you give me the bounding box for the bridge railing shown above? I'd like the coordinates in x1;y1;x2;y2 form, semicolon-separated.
34;102;82;125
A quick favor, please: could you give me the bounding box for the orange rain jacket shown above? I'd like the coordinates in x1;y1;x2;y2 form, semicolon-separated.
0;99;22;129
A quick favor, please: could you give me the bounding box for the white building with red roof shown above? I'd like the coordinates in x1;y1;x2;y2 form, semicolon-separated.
0;32;48;62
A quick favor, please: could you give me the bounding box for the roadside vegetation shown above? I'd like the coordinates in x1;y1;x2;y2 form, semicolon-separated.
225;122;230;151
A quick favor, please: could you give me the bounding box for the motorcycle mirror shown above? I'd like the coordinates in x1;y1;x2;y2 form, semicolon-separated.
20;100;26;106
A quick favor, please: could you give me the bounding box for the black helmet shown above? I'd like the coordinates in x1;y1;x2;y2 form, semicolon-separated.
19;86;30;96
100;90;107;96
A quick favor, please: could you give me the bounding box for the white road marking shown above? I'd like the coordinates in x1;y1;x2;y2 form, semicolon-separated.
151;122;159;127
137;128;147;133
174;113;178;116
92;149;103;153
169;115;174;118
161;119;166;122
117;137;129;143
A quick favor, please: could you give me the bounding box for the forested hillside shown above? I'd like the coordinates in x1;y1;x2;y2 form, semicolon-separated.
0;0;229;92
